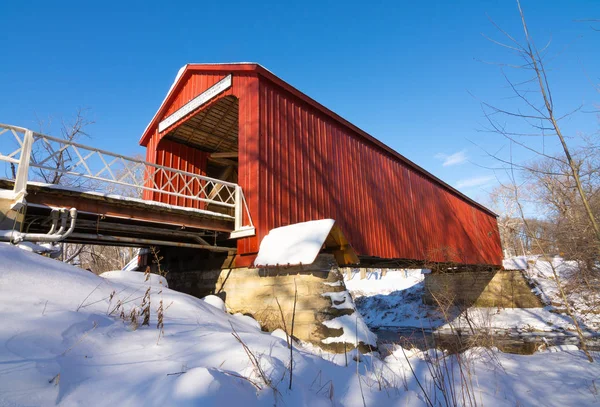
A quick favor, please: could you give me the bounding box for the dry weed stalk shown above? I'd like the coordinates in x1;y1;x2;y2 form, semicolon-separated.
140;287;151;327
76;281;104;312
221;370;263;390
150;247;171;344
149;246;168;278
274;279;298;390
61;321;98;356
399;266;490;407
157;296;164;340
156;293;172;344
310;371;336;402
230;322;278;394
355;313;367;407
48;373;60;386
129;308;139;330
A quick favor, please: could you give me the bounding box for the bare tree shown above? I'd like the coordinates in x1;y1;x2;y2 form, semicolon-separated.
32;109;140;271
489;184;527;258
525;148;599;271
35;108;95;186
505;174;595;362
477;1;598;362
79;245;136;274
574;19;600;32
479;0;600;250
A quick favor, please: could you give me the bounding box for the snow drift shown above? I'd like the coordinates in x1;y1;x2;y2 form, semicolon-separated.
1;245;598;406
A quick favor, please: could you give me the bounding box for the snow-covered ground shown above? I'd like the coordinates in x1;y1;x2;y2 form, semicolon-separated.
345;269;433;329
1;245;599;406
346;265;599;333
509;256;600;331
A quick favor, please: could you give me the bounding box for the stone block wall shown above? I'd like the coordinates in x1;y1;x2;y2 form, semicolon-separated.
423;269;542;308
0;198;23;231
167;254;371;352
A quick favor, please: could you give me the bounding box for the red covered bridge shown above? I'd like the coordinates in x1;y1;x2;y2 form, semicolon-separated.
140;63;502;268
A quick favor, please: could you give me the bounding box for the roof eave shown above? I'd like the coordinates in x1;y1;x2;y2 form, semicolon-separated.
139;63;262;147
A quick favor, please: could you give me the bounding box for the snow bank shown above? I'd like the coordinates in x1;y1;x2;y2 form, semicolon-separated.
1;245;599;407
544;344;580;353
1;240;59;254
344;268;424;297
344;269;432;329
203;294;227;312
270;328;289;342
254;219;335;267
382;344;600;407
161;366;257;405
101;269;168;287
0;244;292;406
0;243;437;406
503;255;532;270
523;258;600;330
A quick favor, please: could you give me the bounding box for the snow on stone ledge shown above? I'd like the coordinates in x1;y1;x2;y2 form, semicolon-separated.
322;313;377;347
254;219;335;267
322;291;355;310
503;256;530;270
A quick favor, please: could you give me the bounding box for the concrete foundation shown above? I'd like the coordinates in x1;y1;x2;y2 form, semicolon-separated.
166;254;372;352
0;198;23;231
423;269;542;308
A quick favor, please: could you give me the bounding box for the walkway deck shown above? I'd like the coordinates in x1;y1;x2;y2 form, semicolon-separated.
0;179;236;251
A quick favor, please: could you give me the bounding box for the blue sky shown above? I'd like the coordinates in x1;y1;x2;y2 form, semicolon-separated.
1;0;599;207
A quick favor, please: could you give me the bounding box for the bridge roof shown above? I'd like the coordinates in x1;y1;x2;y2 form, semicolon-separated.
140;63;263;147
140;63;497;218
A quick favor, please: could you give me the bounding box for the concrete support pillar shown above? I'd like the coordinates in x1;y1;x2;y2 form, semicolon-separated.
423;269;542;308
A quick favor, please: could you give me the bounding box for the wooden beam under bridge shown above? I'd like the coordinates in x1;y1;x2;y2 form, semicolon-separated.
0;179;237;251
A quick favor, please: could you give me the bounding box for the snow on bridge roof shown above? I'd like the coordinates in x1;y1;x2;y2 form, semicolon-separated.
254;219;358;267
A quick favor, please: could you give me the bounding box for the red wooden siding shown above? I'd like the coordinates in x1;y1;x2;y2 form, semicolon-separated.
143;138;208;209
141;64;503;266
255;78;502;265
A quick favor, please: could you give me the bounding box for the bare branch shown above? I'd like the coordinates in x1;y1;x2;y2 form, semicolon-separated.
486;12;527;51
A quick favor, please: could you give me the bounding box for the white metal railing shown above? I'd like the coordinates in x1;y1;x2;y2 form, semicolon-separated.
0;123;255;238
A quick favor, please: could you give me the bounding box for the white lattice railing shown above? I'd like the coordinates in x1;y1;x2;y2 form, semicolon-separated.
0;123;254;238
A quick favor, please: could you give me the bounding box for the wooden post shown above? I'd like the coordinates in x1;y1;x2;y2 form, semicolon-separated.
13;130;34;202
